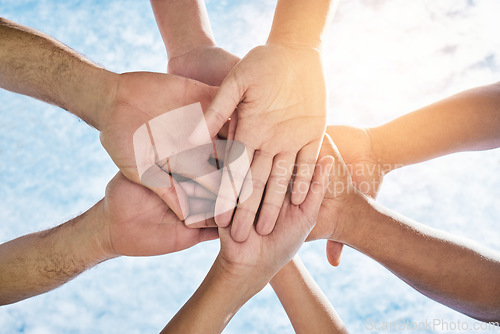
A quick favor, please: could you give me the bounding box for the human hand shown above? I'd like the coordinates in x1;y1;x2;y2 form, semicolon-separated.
99;72;217;220
192;43;327;242
167;45;240;140
306;133;365;266
327;125;384;198
99;172;218;257
318;126;386;265
215;155;332;286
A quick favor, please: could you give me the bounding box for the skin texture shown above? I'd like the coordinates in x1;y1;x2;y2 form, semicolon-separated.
152;3;347;332
319;82;500;265
0;173;218;305
269;257;348;334
161;156;333;333
187;0;337;243
99;71;218;220
0;17;221;221
308;81;500;321
0;17;221;304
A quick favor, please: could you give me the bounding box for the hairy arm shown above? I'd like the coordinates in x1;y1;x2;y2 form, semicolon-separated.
368;82;500;173
0;17;117;129
270;257;347;333
0;201;109;305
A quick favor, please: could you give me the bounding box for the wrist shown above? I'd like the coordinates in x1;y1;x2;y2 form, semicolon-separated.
267;34;322;51
366;126;402;174
214;255;269;297
89;69;119;131
151;0;216;60
267;0;334;50
265;38;322;53
166;36;216;61
207;256;265;314
78;200;118;264
332;190;373;245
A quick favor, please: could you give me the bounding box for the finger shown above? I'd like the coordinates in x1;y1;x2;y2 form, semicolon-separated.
326;240;344;267
184;196;216;228
214;141;253;228
255;152;295;236
167;150;222;195
210;139;227;169
149;176;189;220
292;140;322;205
299;156;334;221
188;197;215;215
226;111;238;142
198;227;219;242
190;164;222;195
231;151;274;242
190;77;241;144
178;180;216;200
185;214;218;228
218;121;230;139
323;134;352;200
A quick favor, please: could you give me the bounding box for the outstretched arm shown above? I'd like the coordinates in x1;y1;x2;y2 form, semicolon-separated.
0;17;221;219
310;135;500;322
339;194;500;322
0;173;217;305
270;256;347;333
0;17;116;129
0;202;109;305
368;82;500;173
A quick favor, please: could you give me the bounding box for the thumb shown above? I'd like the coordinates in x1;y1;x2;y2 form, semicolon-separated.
149;178;190;220
190;76;242;143
300;156;334;217
326;240;344;267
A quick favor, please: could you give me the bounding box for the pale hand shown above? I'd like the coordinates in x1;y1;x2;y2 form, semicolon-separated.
193;43;327;242
167;45;240;139
216;156;332;282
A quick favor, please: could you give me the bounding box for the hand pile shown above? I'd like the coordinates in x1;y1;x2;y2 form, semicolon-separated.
96;45;384;280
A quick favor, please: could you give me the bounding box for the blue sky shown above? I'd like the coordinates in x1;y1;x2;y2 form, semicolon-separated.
1;0;499;333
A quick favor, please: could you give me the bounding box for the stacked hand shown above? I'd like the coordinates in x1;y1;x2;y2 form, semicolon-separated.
99;72;217;220
216;155;333;285
191;44;327;242
99;172;218;258
317;126;385;265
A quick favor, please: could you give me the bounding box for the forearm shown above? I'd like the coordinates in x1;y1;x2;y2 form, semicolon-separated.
368;82;500;172
0;18;117;129
162;256;265;333
337;193;500;322
270;257;347;333
268;0;337;49
151;0;215;59
0;200;110;305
